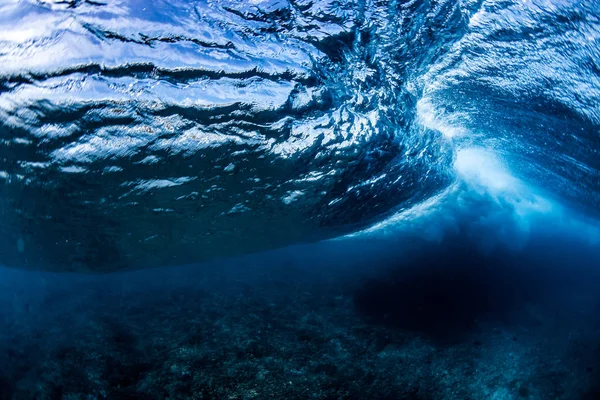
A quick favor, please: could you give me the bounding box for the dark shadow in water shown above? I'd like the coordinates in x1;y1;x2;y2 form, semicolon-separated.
353;231;600;343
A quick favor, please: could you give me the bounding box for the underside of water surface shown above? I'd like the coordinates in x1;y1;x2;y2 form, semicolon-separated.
1;0;598;272
1;0;600;399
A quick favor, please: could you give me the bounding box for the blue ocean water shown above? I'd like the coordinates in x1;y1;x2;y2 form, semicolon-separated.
0;0;599;398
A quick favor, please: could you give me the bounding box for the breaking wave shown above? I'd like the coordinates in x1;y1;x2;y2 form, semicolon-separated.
0;0;598;271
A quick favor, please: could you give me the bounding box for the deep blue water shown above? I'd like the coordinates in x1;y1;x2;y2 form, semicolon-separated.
1;0;600;398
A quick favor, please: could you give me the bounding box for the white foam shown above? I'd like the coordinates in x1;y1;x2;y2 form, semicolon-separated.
416;98;467;139
351;147;557;244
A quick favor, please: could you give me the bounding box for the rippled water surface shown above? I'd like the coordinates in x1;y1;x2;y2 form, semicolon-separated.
0;0;598;271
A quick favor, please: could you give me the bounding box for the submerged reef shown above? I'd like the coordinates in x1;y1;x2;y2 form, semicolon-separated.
1;231;599;399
